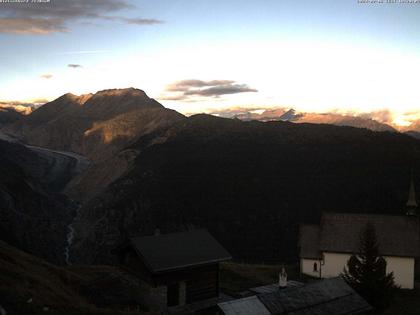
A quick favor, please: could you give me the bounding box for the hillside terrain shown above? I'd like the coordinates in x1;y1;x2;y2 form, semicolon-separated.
0;106;25;126
0;139;82;264
70;114;420;264
0;240;150;315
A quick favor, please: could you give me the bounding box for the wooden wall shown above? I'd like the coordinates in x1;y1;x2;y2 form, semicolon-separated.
118;247;220;304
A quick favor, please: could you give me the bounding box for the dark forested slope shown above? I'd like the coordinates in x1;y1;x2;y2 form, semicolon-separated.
71;114;420;264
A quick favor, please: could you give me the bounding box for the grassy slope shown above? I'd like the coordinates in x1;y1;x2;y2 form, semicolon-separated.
0;240;150;315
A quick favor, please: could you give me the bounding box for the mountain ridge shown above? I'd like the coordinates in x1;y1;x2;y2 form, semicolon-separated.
3;88;185;204
215;107;397;132
3;88;169;158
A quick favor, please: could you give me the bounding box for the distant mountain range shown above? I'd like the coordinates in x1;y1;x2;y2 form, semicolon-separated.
1;88;420;265
212;107;420;135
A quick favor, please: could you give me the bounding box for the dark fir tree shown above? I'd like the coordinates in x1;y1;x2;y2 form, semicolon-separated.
342;222;397;313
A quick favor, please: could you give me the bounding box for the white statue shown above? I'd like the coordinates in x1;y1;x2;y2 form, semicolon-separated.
279;267;287;288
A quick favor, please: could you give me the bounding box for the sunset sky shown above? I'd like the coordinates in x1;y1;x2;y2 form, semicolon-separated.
1;0;420;125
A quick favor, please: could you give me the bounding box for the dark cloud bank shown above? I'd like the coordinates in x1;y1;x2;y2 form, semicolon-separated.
162;79;258;101
0;0;163;34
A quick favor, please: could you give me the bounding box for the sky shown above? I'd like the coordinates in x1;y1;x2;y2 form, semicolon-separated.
1;0;420;125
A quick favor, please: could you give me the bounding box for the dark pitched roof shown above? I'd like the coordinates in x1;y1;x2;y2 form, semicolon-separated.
219;296;271;315
218;278;372;315
128;229;231;273
299;225;321;259
247;281;304;295
319;213;420;257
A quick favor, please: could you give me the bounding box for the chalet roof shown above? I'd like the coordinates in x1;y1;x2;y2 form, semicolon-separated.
299;225;321;259
219;296;271;315
319;213;420;257
247;281;304;295
218;278;372;315
128;229;231;273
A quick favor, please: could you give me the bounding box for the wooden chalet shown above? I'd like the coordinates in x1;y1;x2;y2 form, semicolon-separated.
113;229;231;312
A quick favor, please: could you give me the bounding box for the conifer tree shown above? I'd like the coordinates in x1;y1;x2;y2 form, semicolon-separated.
342;222;397;313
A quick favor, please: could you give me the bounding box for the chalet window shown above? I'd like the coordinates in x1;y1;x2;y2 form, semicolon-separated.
313;262;318;272
167;283;180;307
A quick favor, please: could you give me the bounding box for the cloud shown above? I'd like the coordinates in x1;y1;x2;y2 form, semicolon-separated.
158;95;190;101
184;85;258;96
68;64;82;68
163;79;258;101
122;18;164;25
40;74;53;79
57;50;109;55
100;16;164;25
358;110;394;124
31;98;49;104
0;101;39;114
0;0;162;34
166;80;235;91
0;18;66;34
403;110;420;118
0;101;34;106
